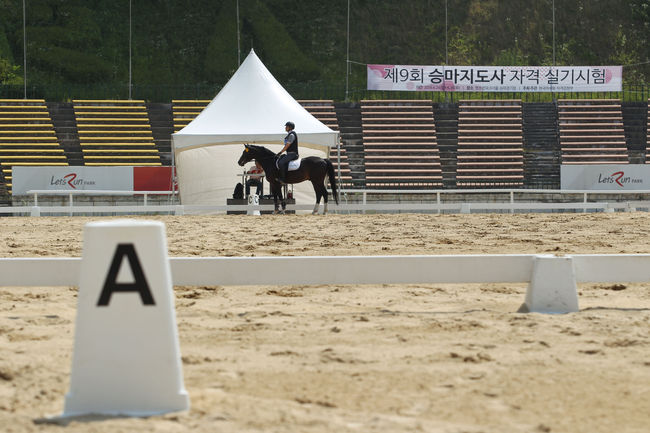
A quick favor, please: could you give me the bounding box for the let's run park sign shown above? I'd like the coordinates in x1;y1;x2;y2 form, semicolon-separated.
367;65;622;92
11;166;175;195
561;165;650;190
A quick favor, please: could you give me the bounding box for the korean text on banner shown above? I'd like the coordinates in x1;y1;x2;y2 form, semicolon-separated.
367;65;622;92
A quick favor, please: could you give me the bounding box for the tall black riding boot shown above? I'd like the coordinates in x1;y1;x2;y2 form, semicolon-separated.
278;167;287;184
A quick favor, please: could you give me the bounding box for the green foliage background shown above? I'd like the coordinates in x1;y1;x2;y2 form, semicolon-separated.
0;0;648;100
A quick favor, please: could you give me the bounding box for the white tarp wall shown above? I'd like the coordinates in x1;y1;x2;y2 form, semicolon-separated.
172;49;338;209
176;144;328;206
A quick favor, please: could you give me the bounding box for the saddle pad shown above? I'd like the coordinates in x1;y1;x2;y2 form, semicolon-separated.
288;158;301;171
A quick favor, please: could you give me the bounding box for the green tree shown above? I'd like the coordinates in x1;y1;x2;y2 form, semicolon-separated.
0;58;23;84
0;0;646;99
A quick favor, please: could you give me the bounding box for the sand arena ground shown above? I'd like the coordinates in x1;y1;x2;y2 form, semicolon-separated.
0;213;649;432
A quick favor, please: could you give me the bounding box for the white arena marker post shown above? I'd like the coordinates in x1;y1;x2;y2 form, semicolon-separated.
519;255;579;314
247;193;261;215
63;220;189;417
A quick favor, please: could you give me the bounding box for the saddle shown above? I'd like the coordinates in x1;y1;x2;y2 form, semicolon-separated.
275;158;301;171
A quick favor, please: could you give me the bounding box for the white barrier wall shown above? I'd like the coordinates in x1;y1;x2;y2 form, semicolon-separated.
4;254;650;314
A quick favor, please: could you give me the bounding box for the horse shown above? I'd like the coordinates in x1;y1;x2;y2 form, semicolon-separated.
237;144;338;214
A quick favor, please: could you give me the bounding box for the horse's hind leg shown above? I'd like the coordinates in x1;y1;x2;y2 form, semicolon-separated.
279;186;286;214
311;180;322;214
312;193;321;215
322;183;329;214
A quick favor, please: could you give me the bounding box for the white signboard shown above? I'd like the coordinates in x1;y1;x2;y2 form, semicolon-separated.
561;165;650;190
367;65;622;92
12;166;134;195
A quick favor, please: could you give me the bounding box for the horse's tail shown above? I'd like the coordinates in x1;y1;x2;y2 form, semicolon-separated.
326;159;339;205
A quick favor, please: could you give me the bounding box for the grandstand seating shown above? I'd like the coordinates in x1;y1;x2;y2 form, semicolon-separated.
360;100;443;187
297;100;352;186
73;100;161;166
0;99;68;193
456;100;524;187
171;100;210;132
2;98;648;199
558;99;628;164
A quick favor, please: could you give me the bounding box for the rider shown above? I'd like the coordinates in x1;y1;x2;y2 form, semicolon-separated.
276;121;298;183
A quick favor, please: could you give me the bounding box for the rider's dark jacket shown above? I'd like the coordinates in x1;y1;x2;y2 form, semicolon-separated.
285;130;298;155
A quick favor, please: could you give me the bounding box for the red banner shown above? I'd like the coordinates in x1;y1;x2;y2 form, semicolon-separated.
133;167;176;191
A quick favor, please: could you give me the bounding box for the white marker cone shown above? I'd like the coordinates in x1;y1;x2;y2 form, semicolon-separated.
63;220;189;417
519;255;579;314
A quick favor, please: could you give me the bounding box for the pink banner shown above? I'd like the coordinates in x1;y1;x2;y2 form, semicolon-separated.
367;65;622;92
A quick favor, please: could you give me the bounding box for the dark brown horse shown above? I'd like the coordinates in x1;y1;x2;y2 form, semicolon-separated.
237;144;338;214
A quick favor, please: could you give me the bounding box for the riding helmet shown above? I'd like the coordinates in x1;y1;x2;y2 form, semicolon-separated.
285;121;295;129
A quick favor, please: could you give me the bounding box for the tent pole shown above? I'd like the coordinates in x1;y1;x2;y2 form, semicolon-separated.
337;139;341;204
170;141;179;210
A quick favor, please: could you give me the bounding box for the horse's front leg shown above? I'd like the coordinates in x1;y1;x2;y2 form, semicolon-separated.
273;195;280;214
272;182;284;215
273;192;280;215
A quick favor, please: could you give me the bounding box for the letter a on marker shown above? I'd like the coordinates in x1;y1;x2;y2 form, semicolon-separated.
97;243;155;306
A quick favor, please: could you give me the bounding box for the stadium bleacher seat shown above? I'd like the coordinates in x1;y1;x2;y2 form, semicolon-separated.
360;100;443;188
0;99;68;194
558;99;628;164
171;100;211;133
73;100;161;166
456;100;524;187
298;100;352;187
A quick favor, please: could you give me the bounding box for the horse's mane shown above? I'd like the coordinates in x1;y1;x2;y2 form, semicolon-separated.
247;144;275;158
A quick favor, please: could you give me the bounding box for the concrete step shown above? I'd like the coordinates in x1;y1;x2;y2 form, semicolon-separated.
146;103;173;161
47;101;82;165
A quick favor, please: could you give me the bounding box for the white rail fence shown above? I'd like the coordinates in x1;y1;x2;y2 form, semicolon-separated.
2;254;650;313
2;188;650;215
25;190;178;206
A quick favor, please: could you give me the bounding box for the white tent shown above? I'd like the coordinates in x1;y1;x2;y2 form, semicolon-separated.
172;49;339;207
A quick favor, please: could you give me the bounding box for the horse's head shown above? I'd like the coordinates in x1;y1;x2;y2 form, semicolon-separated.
238;144;254;166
